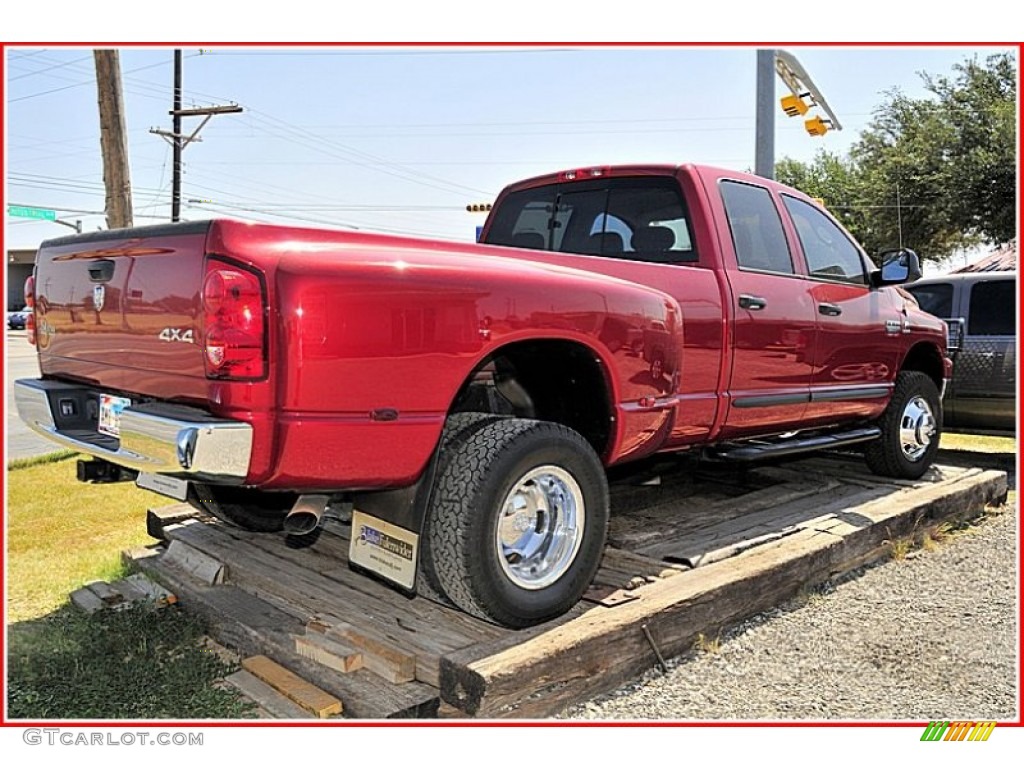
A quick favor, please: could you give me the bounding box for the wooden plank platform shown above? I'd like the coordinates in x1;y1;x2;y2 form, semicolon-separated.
123;454;1007;719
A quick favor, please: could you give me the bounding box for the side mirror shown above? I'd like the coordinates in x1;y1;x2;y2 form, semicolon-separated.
872;248;922;286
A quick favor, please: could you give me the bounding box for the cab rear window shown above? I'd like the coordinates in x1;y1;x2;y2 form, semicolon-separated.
485;177;697;264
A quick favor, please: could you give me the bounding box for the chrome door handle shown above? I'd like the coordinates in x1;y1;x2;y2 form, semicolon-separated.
818;303;842;316
738;294;767;311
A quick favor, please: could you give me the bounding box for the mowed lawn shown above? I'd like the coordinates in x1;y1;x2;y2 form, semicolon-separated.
6;453;253;719
6;453;163;622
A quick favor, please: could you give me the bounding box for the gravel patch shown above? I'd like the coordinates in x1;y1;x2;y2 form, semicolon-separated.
561;502;1018;721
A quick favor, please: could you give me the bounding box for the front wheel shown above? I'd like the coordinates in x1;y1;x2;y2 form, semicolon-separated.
865;371;942;479
423;419;609;628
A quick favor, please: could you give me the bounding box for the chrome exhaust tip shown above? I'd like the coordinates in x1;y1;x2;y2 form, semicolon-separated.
283;494;330;535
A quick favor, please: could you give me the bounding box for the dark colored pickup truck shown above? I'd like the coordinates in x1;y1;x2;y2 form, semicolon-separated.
16;163;951;627
904;271;1016;433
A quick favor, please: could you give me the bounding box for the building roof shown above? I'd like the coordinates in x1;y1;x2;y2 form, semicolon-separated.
953;241;1016;273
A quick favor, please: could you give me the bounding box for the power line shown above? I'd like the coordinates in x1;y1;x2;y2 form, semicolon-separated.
203;48;581;57
7;54;94;81
7;54;200;104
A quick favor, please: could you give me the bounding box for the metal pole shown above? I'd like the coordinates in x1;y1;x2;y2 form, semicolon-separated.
171;49;183;222
754;49;776;180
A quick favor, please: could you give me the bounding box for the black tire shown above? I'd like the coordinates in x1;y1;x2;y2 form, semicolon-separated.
424;418;609;628
189;483;295;533
415;412;505;605
865;371;942;479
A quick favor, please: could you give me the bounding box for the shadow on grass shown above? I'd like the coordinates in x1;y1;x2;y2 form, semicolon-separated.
7;604;257;720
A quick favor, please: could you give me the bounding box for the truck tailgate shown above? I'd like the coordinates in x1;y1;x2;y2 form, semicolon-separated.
33;221;212;402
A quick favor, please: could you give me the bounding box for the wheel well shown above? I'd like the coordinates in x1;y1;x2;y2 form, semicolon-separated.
901;342;944;390
450;340;613;457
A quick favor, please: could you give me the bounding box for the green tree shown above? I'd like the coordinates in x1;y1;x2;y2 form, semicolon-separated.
923;53;1016;245
775;151;878;252
777;52;1017;263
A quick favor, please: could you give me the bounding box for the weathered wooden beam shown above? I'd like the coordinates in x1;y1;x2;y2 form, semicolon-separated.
125;550;439;719
147;503;196;540
224;670;312;719
242;655;342;718
307;618;415;683
294;632;364;674
162;539;226;585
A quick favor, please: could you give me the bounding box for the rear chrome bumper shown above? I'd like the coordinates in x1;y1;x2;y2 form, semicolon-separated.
15;378;252;481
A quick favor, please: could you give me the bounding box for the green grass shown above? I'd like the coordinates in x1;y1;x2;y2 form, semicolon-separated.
6;453;164;622
7;449;77;471
6;454;255;719
940;432;1017;454
8;606;255;719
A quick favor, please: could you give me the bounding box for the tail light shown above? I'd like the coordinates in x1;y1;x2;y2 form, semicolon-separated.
202;258;266;379
24;275;35;346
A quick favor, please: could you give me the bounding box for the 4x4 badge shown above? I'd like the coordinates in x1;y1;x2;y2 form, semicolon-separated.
93;284;105;312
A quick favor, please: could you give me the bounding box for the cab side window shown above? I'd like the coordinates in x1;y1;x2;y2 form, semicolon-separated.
968;280;1015;336
782;196;867;285
906;283;954;318
720;181;794;275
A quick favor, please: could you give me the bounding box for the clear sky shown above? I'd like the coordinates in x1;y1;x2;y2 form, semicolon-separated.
4;44;1016;248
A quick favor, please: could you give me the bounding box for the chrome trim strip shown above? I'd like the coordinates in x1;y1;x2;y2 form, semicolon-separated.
15;379;252;481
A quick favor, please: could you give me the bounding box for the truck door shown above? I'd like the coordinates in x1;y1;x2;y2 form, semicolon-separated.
716;180;817;438
780;195;902;424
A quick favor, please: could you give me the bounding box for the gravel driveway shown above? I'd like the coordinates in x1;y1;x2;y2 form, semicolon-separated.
562;501;1018;721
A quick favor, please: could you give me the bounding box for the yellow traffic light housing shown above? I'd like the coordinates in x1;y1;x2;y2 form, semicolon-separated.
780;94;809;117
805;115;831;137
466;203;493;213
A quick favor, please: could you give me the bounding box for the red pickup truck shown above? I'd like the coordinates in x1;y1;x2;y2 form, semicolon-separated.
16;163;951;627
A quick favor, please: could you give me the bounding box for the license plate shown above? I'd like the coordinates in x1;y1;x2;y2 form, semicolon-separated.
136;472;189;501
98;394;132;437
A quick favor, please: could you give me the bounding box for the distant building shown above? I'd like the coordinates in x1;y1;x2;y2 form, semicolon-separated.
7;248;36;311
954;241;1016;274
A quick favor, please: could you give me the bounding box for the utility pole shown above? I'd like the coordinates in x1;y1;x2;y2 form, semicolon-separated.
94;50;133;229
150;49;243;222
172;50;183;222
754;49;776;180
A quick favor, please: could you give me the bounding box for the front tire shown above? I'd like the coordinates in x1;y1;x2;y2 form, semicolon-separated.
424;419;609;627
865;371;942;479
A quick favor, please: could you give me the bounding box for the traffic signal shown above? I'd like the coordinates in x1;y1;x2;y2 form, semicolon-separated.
466;203;493;213
780;93;809;117
805;116;832;137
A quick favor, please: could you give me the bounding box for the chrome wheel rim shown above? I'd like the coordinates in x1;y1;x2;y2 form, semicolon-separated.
899;396;936;461
495;465;585;590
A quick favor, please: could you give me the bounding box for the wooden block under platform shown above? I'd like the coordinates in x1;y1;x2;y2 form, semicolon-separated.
70;586;107;613
147;503;196;541
307;617;416;683
124;544;439;718
121;573;177;606
162;539;226;585
225;670;318;720
294;632;364;674
242;655;342;718
84;579;125;606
